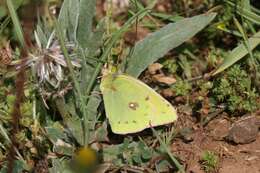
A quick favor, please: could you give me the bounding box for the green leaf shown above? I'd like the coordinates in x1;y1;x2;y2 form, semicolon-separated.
155;160;172;173
49;159;73;173
77;0;96;48
80;20;105;92
0;160;25;173
213;31;260;75
86;19;105;56
93;121;108;142
35;25;48;48
58;0;70;30
86;86;102;143
58;0;79;41
151;12;184;22
241;0;251;11
6;0;26;48
45;123;66;143
53;144;74;156
55;98;84;145
125;13;216;77
0;17;11;35
226;0;260;25
67;0;79;41
0;0;23;20
0;6;7;21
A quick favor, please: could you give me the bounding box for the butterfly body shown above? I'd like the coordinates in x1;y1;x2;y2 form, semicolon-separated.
100;74;177;134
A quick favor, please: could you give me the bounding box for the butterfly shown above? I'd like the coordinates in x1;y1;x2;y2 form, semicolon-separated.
100;73;177;134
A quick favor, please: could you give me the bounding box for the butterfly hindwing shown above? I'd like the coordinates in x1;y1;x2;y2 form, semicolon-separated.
100;74;177;134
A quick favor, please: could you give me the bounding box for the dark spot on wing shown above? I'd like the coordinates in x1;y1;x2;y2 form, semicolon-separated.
124;121;129;124
166;104;170;107
117;121;121;124
132;120;137;123
111;85;117;91
145;96;149;101
128;102;139;110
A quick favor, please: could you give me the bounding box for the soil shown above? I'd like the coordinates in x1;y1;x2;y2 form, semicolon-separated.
172;112;260;173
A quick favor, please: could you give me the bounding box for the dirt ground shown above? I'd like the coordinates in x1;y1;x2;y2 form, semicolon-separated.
172;110;260;173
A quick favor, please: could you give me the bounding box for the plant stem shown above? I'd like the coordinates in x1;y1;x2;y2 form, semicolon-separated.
54;19;89;145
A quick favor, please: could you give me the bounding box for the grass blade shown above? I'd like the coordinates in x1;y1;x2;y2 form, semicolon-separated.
0;16;10;35
150;127;184;173
213;30;260;76
225;0;260;25
6;0;26;48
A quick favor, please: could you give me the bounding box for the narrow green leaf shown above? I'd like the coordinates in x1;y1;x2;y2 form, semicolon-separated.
6;0;26;48
0;16;10;35
58;0;70;30
233;17;254;62
126;13;217;77
35;25;48;48
86;86;102;142
77;0;96;48
80;19;105;92
151;12;184;22
68;0;79;41
55;98;84;145
0;0;23;20
86;19;105;56
58;0;79;41
226;0;260;25
213;31;260;76
241;0;251;11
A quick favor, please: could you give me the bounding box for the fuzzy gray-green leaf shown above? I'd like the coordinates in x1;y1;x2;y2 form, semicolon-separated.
58;0;70;31
126;13;216;77
58;0;79;41
77;0;96;48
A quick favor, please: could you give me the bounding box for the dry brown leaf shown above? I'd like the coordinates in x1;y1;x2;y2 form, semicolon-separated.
161;88;174;98
152;73;176;85
148;63;163;74
124;26;150;45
